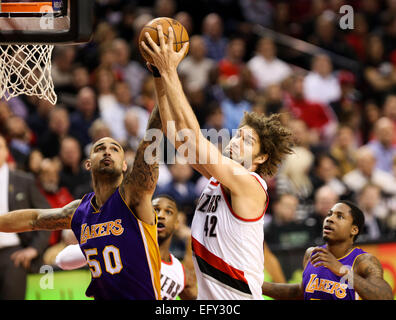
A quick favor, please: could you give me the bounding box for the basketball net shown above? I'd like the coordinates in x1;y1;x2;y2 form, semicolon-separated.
0;44;56;104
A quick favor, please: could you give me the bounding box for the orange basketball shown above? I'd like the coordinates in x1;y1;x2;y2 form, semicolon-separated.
138;17;189;65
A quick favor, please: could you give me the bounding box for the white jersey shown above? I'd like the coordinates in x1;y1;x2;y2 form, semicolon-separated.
160;253;185;300
191;171;268;300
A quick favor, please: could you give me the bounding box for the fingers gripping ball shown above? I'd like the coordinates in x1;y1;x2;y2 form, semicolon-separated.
138;17;189;65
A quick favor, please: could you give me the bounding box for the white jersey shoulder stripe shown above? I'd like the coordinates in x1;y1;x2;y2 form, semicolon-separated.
218;172;269;222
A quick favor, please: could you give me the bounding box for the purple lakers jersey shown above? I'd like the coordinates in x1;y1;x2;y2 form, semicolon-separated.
71;188;161;300
302;245;367;300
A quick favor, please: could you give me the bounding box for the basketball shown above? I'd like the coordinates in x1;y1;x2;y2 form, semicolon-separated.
138;17;189;65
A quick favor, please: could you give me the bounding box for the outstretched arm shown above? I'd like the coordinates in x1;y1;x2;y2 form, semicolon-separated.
141;26;266;219
149;64;211;179
0;199;81;233
120;102;163;225
262;247;313;300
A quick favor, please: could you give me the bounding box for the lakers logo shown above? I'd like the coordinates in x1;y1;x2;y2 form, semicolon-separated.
80;219;124;244
305;274;348;299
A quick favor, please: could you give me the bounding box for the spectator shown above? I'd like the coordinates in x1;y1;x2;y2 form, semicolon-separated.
310;153;352;200
101;81;149;145
71;65;91;93
136;76;156;113
124;108;145;151
25;149;43;177
345;13;369;62
276;146;315;220
247;37;291;91
217;37;251;86
37;158;74;248
330;70;361;129
361;100;382;144
220;76;252;134
264;193;314;250
287;118;318;150
382;94;396;144
26;99;53;140
51;46;76;89
303;54;342;106
0;135;50;299
58;65;92;107
202;101;225;131
383;94;396;124
58;136;90;198
95;67;118;116
0;101;13;136
154;159;198;221
154;0;177;18
330;124;358;177
38;106;70;158
201;13;228;62
358;184;391;242
174;11;194;35
285;73;337;143
112;38;148;99
239;0;273;27
69;87;99;149
5;116;33;170
366;117;396;173
308;11;355;58
178;35;215;93
363;34;396;103
343;146;396;197
84;119;112;157
305;185;340;245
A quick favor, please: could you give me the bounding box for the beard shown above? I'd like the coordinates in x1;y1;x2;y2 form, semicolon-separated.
93;161;123;182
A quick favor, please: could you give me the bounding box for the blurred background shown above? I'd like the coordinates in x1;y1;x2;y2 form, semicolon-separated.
1;0;396;299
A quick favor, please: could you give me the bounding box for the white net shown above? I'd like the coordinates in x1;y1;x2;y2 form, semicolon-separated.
0;44;56;104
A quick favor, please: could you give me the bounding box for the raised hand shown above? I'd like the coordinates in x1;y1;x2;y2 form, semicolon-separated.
140;25;188;75
310;247;347;277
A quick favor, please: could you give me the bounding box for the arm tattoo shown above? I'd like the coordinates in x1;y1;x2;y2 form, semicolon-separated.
121;105;163;201
31;200;81;231
353;254;394;300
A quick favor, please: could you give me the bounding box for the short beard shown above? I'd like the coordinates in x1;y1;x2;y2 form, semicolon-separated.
93;166;122;182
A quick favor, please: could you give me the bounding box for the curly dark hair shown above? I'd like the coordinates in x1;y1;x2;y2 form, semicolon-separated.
239;112;294;177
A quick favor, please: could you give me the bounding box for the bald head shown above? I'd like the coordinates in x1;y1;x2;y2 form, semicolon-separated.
375;117;395;147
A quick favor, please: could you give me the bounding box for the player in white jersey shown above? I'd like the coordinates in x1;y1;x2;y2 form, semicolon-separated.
56;195;197;300
153;195;196;300
141;26;294;299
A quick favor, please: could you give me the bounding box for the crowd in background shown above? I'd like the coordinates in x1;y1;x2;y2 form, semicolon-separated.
2;0;396;264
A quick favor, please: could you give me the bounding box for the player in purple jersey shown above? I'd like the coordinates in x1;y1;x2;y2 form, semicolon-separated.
262;200;393;300
0;102;164;299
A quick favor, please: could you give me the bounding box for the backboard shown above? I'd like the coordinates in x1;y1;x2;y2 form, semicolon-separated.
0;0;94;44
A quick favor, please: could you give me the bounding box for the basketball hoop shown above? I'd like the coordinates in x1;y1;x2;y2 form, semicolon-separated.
0;0;94;105
0;43;56;104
